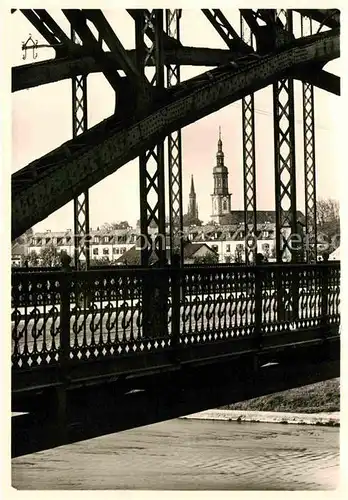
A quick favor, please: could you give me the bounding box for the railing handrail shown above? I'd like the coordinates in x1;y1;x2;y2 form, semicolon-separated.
11;260;341;278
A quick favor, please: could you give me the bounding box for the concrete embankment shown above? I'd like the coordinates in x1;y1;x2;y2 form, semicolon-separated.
181;409;340;426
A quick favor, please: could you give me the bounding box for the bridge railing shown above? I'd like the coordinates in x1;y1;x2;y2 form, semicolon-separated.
11;262;340;381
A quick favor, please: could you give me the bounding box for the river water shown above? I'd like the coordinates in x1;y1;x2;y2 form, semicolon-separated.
12;418;339;490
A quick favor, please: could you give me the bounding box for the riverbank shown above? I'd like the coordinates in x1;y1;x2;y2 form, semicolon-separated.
222;378;340;414
181;379;340;427
181;409;340;426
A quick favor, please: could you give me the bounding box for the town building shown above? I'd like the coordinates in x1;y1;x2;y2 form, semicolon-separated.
26;228;138;266
116;240;217;266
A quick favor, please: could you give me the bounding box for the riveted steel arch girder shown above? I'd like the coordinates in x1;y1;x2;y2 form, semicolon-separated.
166;10;184;266
12;29;339;239
241;13;257;265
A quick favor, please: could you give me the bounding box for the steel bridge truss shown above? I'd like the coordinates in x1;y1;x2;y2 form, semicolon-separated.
301;14;318;263
240;14;257;265
166;10;184;266
71;27;90;270
273;9;298;263
136;10;166;267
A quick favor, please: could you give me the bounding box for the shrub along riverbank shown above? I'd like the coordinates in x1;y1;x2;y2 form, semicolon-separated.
222;379;340;414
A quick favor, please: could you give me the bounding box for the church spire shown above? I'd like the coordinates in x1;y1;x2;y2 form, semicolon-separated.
188;174;199;222
190;174;195;196
216;126;224;166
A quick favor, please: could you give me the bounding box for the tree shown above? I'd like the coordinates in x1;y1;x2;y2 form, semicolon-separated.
27;250;39;267
90;256;112;267
316;198;340;252
193;252;219;265
101;221;130;231
262;243;271;262
270;245;276;259
183;213;203;227
39;244;61;267
234;244;244;263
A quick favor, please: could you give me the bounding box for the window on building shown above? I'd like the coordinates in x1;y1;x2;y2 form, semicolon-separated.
93;248;98;255
113;247;117;254
226;244;230;252
263;231;269;238
223;200;227;210
94;236;99;243
104;236;109;243
103;248;109;255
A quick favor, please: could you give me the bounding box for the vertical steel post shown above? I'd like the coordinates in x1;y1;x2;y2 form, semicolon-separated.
301;14;318;263
166;9;184;266
241;13;257;265
136;10;166;267
71;27;90;270
273;9;298;263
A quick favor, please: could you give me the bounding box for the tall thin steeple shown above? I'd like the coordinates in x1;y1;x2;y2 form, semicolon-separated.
190;174;195;196
188;174;199;221
216;126;224;167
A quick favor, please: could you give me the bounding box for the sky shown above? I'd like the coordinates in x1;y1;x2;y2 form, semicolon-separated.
11;9;340;232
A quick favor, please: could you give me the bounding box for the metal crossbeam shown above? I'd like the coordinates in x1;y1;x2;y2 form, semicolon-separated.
12;28;339;239
83;9;150;94
63;9;122;93
241;14;257;265
273;9;298;263
166;10;184;265
71;27;90;270
301;15;317;263
136;10;166;266
294;9;340;29
202;9;250;52
20;9;71;57
13;48;339;95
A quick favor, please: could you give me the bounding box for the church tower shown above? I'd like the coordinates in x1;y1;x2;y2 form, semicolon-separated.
188;175;199;220
211;127;231;223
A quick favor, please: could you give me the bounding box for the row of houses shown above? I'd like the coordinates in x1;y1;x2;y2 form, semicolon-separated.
12;222;336;267
11;223;277;267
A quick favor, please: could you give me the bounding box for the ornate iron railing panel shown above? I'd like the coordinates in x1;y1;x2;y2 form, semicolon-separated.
68;268;172;362
180;266;256;343
12;263;340;377
12;271;62;369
